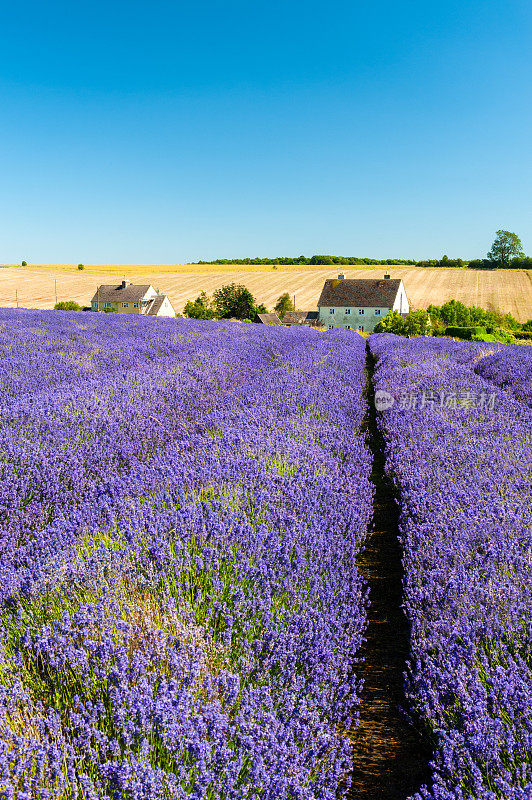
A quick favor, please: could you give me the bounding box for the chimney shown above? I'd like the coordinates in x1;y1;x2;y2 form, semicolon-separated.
384;273;391;280
338;273;345;280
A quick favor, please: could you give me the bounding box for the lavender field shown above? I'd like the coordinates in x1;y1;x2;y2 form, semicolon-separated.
0;310;372;799
1;311;531;800
371;334;532;800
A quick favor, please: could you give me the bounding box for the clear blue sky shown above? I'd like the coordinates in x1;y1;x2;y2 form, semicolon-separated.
1;0;531;263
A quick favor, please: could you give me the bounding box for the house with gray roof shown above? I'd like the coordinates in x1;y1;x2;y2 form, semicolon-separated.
317;273;409;332
91;281;176;317
256;313;282;325
282;311;320;327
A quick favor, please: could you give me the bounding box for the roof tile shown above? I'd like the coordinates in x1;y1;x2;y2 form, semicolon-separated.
317;278;402;308
91;284;154;303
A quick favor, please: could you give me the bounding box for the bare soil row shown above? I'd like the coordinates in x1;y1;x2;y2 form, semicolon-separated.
349;350;431;799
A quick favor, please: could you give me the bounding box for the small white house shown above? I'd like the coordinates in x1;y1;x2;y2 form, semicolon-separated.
317;273;409;332
91;281;176;317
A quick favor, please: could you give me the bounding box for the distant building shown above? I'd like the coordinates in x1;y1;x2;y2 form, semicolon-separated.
256;313;282;325
317;274;409;333
282;311;320;327
91;281;176;317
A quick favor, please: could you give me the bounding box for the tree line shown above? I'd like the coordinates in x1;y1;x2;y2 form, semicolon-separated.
197;256;418;266
195;231;531;271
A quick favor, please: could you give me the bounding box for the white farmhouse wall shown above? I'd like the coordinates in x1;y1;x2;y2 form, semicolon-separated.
155;297;176;317
391;281;410;314
318;306;393;332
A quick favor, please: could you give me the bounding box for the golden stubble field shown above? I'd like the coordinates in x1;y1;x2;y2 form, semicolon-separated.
1;264;532;321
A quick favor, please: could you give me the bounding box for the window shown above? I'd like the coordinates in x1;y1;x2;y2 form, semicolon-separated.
375;309;381;316
328;324;334;329
359;325;364;332
345;308;351;315
122;302;128;308
329;308;335;315
104;302;111;308
346;325;351;330
92;301;98;308
133;302;139;309
359;308;365;315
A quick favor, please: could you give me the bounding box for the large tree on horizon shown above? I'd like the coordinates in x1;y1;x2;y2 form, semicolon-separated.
487;230;524;268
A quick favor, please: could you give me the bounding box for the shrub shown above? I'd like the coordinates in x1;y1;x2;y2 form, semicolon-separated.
468;327;515;344
374;309;431;337
492;327;516;343
416;256;464;269
471;333;499;342
513;330;532;340
77;264;84;270
54;301;81;311
466;258;494;270
444;326;486;340
21;261;27;266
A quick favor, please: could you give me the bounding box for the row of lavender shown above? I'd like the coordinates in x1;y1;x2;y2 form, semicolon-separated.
473;347;532;410
0;310;372;800
369;334;532;799
402;336;532;410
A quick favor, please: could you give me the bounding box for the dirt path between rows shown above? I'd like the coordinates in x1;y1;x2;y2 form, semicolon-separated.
349;350;432;799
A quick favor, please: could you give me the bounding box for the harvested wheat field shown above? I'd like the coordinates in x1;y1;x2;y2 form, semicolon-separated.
1;264;531;320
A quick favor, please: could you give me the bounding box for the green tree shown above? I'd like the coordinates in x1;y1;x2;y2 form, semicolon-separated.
427;299;514;330
273;292;294;320
522;319;532;331
402;310;431;336
487;230;524;268
373;310;406;335
430;299;471;326
21;261;27;266
374;309;430;337
77;264;84;270
54;300;81;311
213;283;256;320
183;291;217;319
